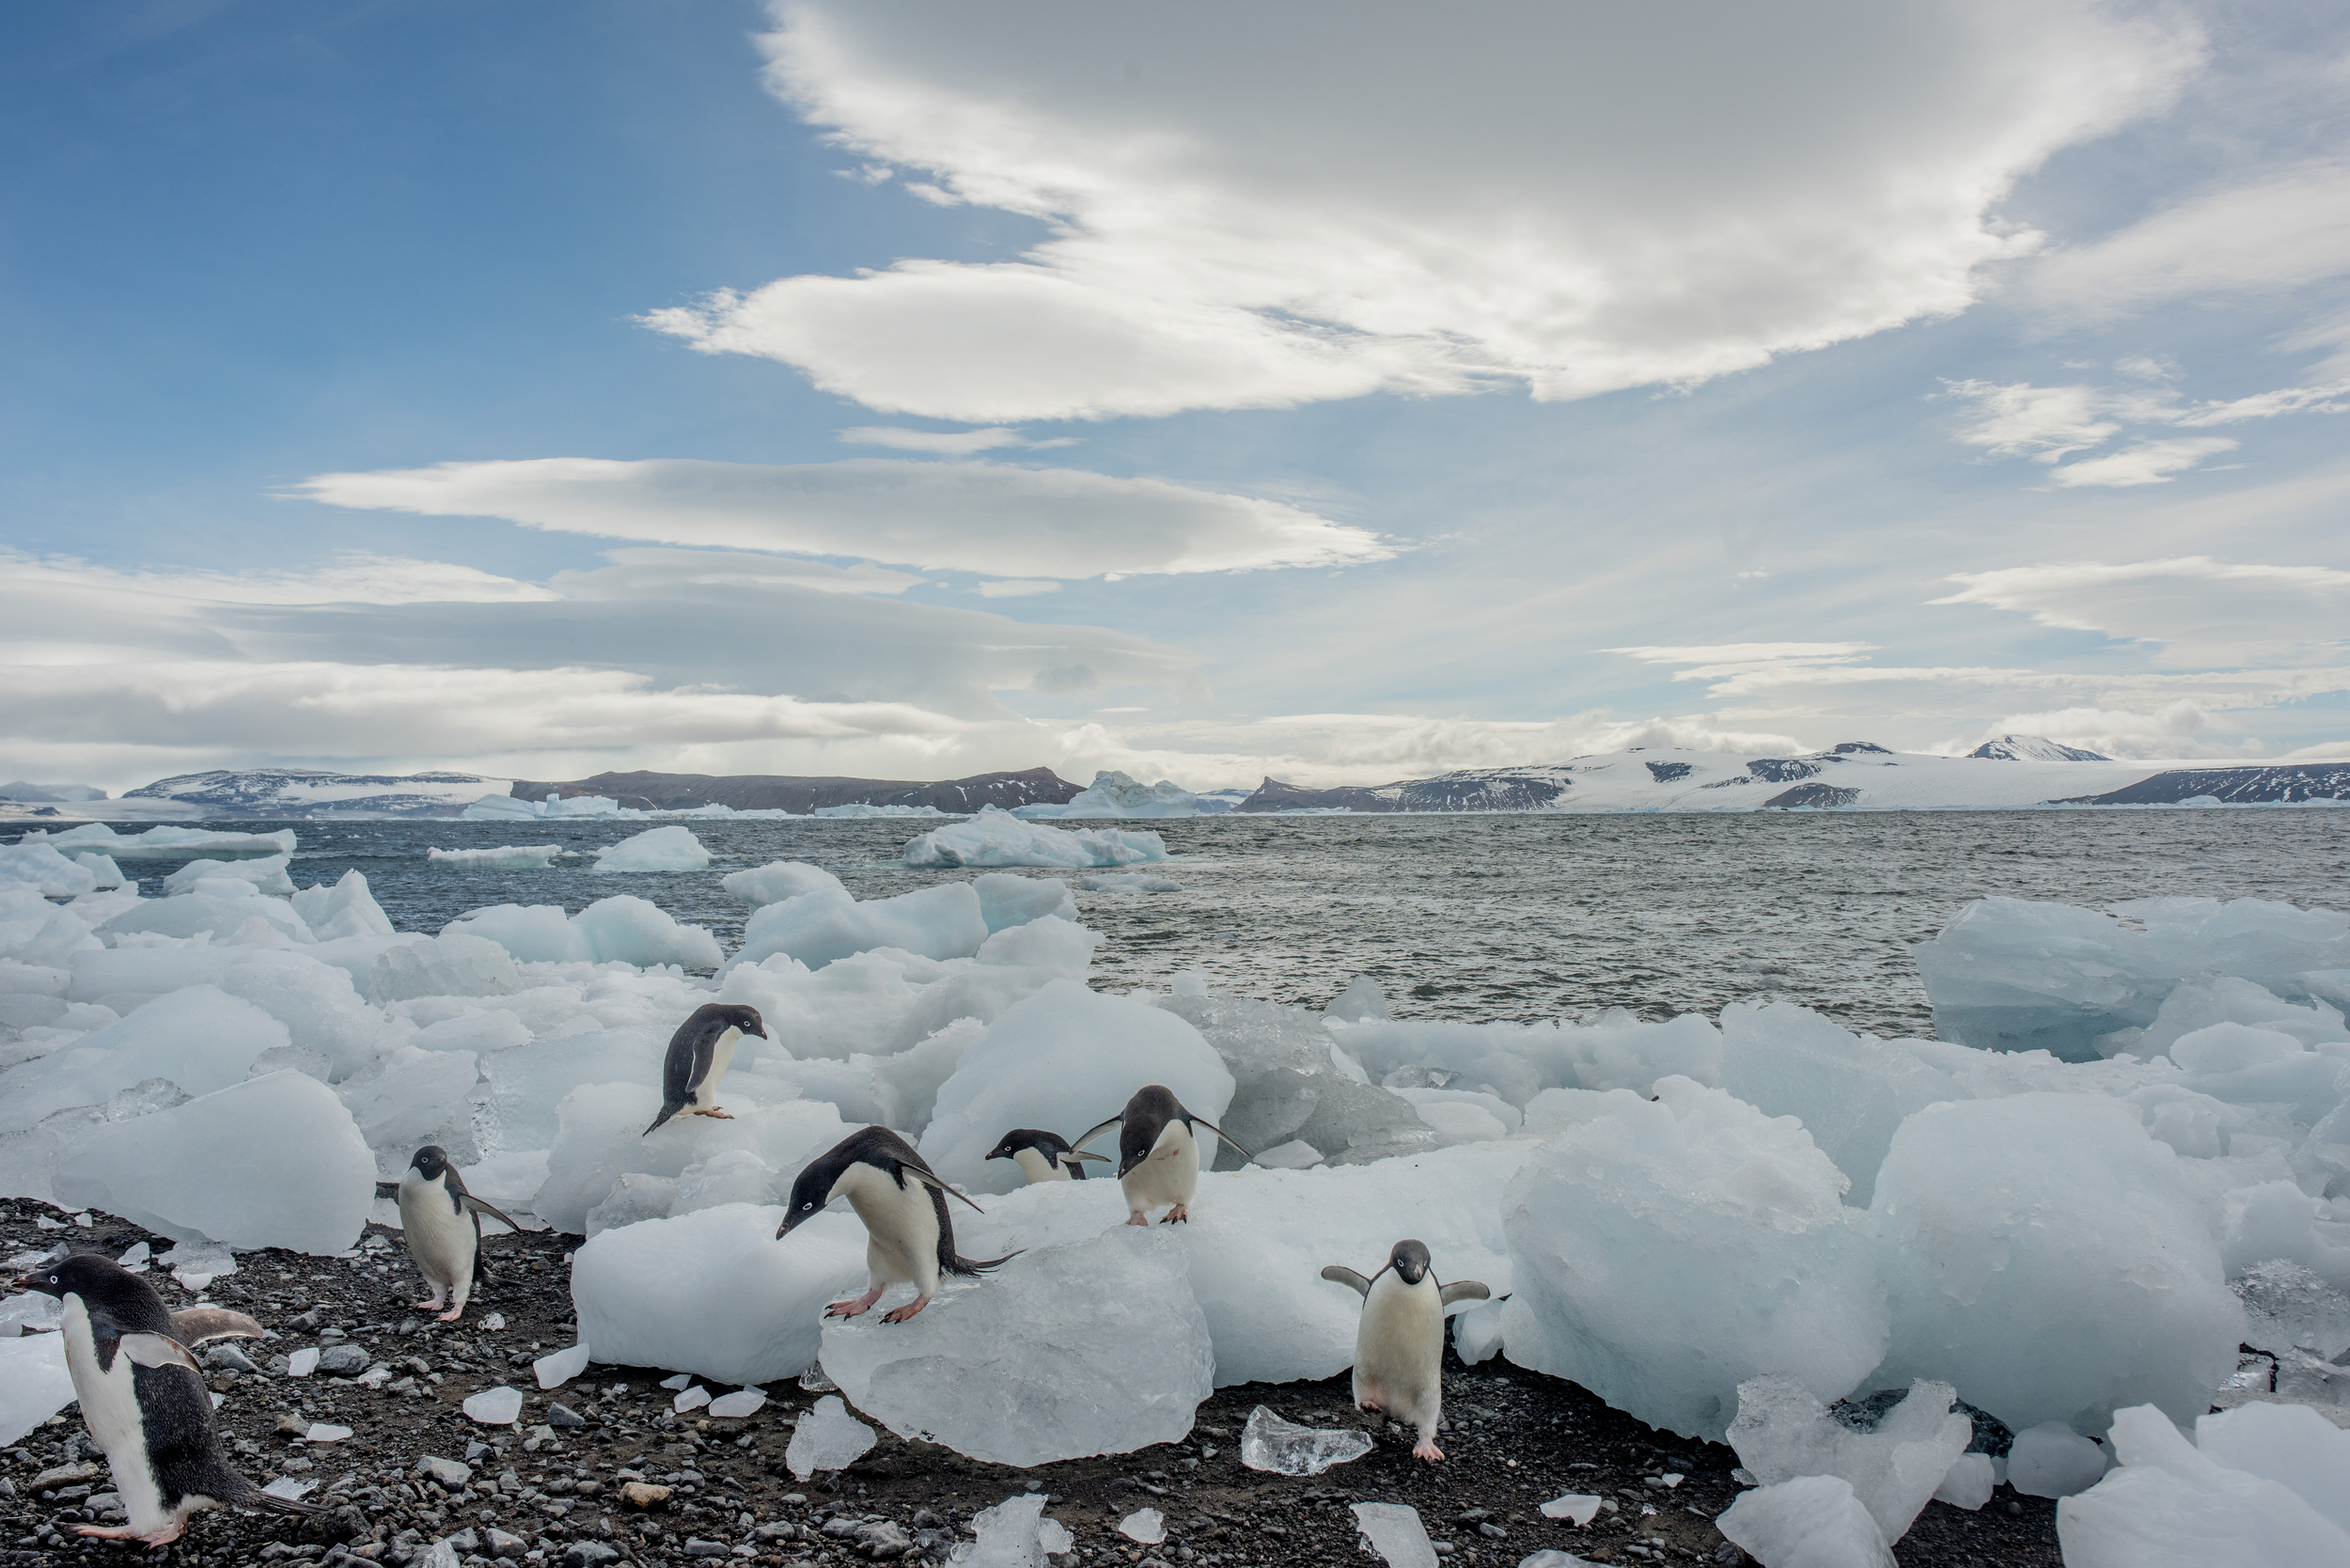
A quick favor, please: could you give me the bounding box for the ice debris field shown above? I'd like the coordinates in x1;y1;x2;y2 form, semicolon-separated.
6;814;2350;1567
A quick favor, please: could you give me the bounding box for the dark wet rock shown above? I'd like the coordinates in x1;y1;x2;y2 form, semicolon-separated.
546;1403;587;1428
317;1344;370;1375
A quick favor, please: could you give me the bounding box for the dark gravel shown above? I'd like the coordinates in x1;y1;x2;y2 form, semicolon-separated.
1;1197;2062;1566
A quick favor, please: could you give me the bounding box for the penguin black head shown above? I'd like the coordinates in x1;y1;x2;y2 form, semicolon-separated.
16;1251;157;1316
985;1129;1073;1163
410;1146;452;1182
697;1002;768;1041
1388;1239;1433;1286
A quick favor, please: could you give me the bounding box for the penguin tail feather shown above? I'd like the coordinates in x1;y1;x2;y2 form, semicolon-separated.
642;1104;680;1137
221;1474;328;1517
945;1248;1019;1278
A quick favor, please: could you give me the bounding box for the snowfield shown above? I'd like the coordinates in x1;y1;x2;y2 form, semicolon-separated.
3;826;2346;1564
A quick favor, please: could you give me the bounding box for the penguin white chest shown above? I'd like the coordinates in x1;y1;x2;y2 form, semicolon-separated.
60;1296;169;1532
834;1163;941;1294
1354;1272;1446;1431
1011;1147;1072;1184
399;1171;476;1287
1120;1119;1199;1213
695;1026;743;1103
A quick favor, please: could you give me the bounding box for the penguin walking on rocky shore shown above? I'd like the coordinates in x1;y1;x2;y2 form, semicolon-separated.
1074;1084;1255;1225
16;1252;322;1547
644;1002;769;1135
1323;1240;1489;1462
984;1127;1108;1183
385;1145;519;1323
778;1126;1012;1324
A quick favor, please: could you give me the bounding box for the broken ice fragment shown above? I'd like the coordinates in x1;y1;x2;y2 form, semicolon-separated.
286;1347;321;1378
1118;1508;1165;1544
708;1388;766;1419
948;1492;1050;1565
533;1342;590;1389
304;1423;352;1443
784;1395;874;1482
1038;1516;1073;1554
1540;1493;1602;1526
798;1365;838;1393
117;1242;149;1271
462;1386;525;1425
1351;1502;1437;1568
483;1312;505;1331
1516;1554;1599;1568
262;1477;318;1501
2006;1422;2107;1497
672;1385;711;1413
659;1372;692;1390
1240;1404;1372;1476
1717;1475;1893;1568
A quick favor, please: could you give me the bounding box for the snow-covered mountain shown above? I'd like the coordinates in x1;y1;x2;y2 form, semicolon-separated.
0;781;108;802
123;769;512;818
1968;734;2113;761
1232;743;2349;812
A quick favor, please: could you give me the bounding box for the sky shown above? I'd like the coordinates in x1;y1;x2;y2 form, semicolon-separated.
5;0;2349;793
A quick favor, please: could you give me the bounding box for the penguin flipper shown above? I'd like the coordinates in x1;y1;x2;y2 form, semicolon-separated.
1072;1114;1123;1153
1439;1279;1492;1306
119;1332;205;1374
462;1195;524;1233
1064;1149;1112;1162
1185;1114;1258;1164
901;1165;988;1215
170;1307;267;1344
1320;1264;1373;1298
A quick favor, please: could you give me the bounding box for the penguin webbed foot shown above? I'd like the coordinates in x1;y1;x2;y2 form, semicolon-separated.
436;1306;463;1323
880;1296;932;1324
75;1520;186;1546
692;1106;735;1120
1123;1212;1150;1227
1159;1203;1190;1224
1411;1436;1446;1463
826;1289;885;1319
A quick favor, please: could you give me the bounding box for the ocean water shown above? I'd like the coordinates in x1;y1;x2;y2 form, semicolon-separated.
139;807;2350;1041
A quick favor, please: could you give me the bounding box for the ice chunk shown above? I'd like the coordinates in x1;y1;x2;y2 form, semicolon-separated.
463;1386;525;1424
821;1229;1213;1466
1238;1404;1371;1475
366;932;523;1004
972;915;1101;979
287;1346;321;1377
592;826;710;873
2007;1421;2110;1497
163;855;296;897
73;853;125;890
447;898;720;969
2232;1259;2350;1358
33;824;296;859
972;873;1076;933
1030;771;1201;819
584;1172;678;1236
955;1143;1524;1388
728;882;990;972
1716;1475;1895;1568
1393;1087;1515;1140
949;1492;1051;1566
708;1388;765;1419
1118;1508;1166;1543
1499;1077;1887;1441
426;844;570;870
337;1046;478;1157
1350;1502;1438;1568
2223;1182;2350;1291
286;870;391;940
533;1342;591;1389
1868;1094;2245;1434
1453;1297;1505;1364
1325;974;1390;1022
1726;1375;1971;1543
723;861;845;909
52;1070;375;1252
672;1385;710;1412
538;1086;853;1234
1539;1494;1602;1526
2141;974;2350;1057
462;792;542;820
785;1395;876;1481
98;889;313;946
919;980;1233;1194
1156;993;1431;1166
2196;1400;2350;1536
1517;1555;1599;1568
0;982;289;1133
572;1202;866;1385
1255;1139;1322;1169
902;808;1167;870
1934;1451;1996;1510
0;1332;73;1445
1718;1001;1958;1205
0;841;102;898
2057;1403;2350;1567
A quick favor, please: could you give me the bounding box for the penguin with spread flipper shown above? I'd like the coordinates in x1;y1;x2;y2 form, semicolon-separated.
1323;1239;1488;1462
1073;1083;1255;1226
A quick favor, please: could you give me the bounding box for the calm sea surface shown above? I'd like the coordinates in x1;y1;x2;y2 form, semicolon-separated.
110;809;2350;1040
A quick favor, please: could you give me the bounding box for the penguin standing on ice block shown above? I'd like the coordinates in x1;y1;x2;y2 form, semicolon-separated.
383;1144;520;1323
1073;1083;1256;1226
984;1127;1108;1183
778;1126;1014;1324
16;1252;323;1547
644;1002;768;1135
1322;1239;1489;1462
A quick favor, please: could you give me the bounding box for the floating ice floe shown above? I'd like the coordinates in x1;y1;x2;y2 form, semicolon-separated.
462;792;634;821
23;824;298;859
446;895;721;969
785;1395;875;1481
1015;771;1203;820
162;855;296;897
1238;1405;1371;1475
821;1230;1214;1467
427;845;572;870
902;807;1167;870
811;803;944;818
592;826;711;874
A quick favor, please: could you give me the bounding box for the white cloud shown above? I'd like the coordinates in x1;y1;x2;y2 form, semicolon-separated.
638;0;2199;422
838;425;1042;454
1936;380;2118;461
2046;435;2240;487
2025;160;2350;321
290;457;1392;578
1974;701;2259;760
1607;642;1877;667
973;579;1059;598
1935;557;2350;665
0;550;557;606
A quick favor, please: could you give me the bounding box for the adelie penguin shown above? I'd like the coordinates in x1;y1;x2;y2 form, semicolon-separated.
1322;1239;1489;1462
1074;1084;1255;1226
984;1127;1108;1184
778;1126;1012;1324
644;1002;769;1135
16;1252;324;1547
378;1145;520;1323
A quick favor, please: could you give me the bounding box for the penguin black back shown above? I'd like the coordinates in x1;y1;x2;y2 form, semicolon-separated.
779;1126;1013;1278
1117;1084;1185;1175
646;1003;767;1135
